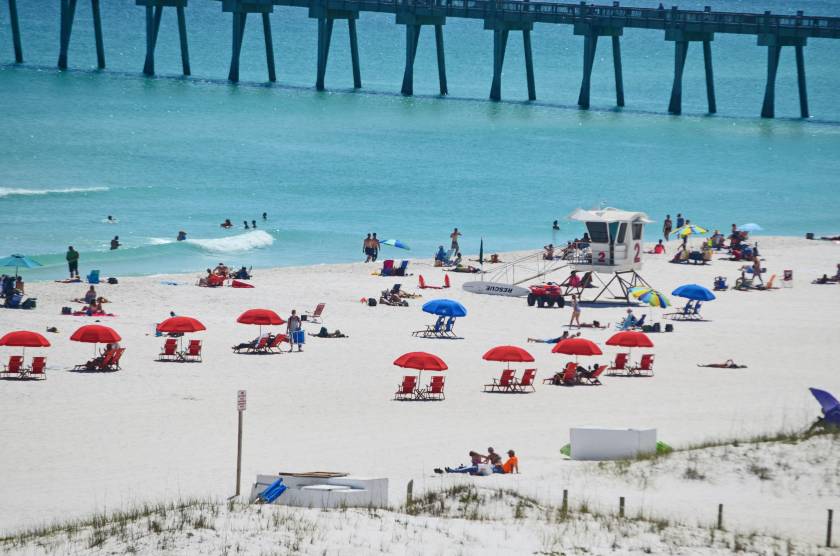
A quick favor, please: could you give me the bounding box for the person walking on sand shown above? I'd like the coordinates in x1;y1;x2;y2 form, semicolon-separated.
371;233;380;262
450;228;462;253
287;310;303;352
569;294;581;328
663;214;672;240
752;256;764;285
66;246;79;279
363;233;373;262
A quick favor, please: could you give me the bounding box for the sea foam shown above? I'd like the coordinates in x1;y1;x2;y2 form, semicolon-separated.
0;186;109;198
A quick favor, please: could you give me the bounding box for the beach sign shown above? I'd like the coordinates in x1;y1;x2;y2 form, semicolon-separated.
462;281;529;297
237;390;247;411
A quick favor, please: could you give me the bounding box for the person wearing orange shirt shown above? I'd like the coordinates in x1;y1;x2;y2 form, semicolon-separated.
494;450;519;474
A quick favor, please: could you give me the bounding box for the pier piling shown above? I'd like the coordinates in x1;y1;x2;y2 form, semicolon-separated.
7;0;23;63
759;32;808;119
310;6;360;91
486;20;534;102
223;1;276;84
262;12;276;82
574;22;624;109
398;13;447;96
138;1;191;77
665;30;715;115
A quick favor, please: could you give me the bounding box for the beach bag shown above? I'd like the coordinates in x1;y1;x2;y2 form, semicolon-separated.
107;277;118;284
665;324;674;333
368;298;377;307
642;325;653;333
21;298;36;309
61;306;72;315
652;322;661;333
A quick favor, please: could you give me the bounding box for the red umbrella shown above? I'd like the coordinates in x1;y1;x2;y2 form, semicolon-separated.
156;316;206;334
0;330;51;348
71;325;121;355
606;331;654;348
552;337;602;363
483;345;534;370
237;309;285;336
0;330;50;359
394;351;447;382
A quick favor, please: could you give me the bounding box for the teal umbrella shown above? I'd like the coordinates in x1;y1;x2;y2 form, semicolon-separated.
0;254;42;278
381;239;410;250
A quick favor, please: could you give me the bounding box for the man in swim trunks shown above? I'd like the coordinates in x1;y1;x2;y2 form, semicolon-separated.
371;233;380;262
450;228;461;252
363;233;374;262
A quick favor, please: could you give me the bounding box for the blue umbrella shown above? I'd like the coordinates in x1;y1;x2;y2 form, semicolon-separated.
422;299;467;317
739;223;763;233
381;239;410;250
672;284;716;301
0;254;42;277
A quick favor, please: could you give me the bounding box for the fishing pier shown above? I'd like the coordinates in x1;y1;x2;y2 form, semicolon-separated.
3;0;840;117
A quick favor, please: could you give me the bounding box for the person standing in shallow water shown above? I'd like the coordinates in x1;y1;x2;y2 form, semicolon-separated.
663;214;672;240
363;233;373;262
372;233;380;262
450;228;461;253
66;246;79;279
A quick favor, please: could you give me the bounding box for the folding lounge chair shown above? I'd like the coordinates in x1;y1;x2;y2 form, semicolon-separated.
76;349;116;372
512;368;537;392
607;353;629;376
305;303;326;324
158;338;179;361
394;375;418;400
485;369;516;392
424;376;446;400
28;356;47;380
412;317;444;338
581;365;606;385
629;354;654;376
87;270;100;284
394;261;409;277
1;355;23;378
267;334;289;353
108;348;126;371
183;340;202;362
439;317;458;338
559;363;579;386
242;336;269;353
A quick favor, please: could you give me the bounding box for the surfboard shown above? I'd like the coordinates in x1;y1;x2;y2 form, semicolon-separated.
462;281;530;297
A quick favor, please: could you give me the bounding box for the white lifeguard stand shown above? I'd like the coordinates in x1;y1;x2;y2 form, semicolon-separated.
567;207;653;302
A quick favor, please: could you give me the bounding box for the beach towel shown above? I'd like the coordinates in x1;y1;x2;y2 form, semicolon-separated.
231;280;254;289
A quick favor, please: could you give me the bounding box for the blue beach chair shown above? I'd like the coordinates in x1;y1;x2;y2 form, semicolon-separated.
87;270;100;284
413;316;444;338
257;478;287;503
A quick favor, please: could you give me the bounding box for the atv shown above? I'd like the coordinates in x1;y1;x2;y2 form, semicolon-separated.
526;283;565;308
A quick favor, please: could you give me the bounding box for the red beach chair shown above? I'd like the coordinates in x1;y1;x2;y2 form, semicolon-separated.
29;357;47;380
305;303;326;323
485;368;516;392
630;354;655;376
607;352;629;376
107;348;126;371
425;375;446;400
543;362;577;385
513;368;537;392
158;338;178;361
183;340;202;362
394;375;418;400
2;355;23;378
267;334;289;353
582;365;606;385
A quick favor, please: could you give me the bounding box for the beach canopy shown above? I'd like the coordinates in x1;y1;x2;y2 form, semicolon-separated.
552;338;602;356
156;316;206;334
0;330;51;348
672;284;716;301
237;309;285;326
673;224;708;238
70;324;121;344
606;331;653;348
393;351;448;371
0;254;42;277
629;287;671;308
381;239;410;250
482;345;534;363
422;299;467;317
739;223;763;232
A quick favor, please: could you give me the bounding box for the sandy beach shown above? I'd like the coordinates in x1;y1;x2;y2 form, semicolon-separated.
1;236;839;549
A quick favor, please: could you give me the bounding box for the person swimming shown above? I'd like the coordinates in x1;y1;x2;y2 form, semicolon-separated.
262;212;267;220
110;236;121;250
251;220;257;229
177;231;187;241
244;221;249;229
221;219;233;229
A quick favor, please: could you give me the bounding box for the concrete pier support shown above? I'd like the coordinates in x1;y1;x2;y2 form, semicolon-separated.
665;30;715;114
59;0;105;70
138;0;191;77
397;14;447;96
222;2;276;84
485;19;535;102
758;33;808;118
310;6;361;91
574;23;624;109
8;0;23;63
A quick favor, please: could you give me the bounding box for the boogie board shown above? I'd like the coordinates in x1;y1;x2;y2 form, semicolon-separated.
462;281;529;297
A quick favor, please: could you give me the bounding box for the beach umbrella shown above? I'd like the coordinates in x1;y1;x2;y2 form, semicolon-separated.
0;254;42;278
422;299;467;318
483;345;534;370
672;284;716;301
393;351;448;382
237;308;285;336
70;324;121;355
381;239;410;250
673;224;708;238
606;330;653;360
156;316;206;334
628;287;671;308
0;330;50;359
157;316;206;351
552;337;602;363
479;238;484;267
740;223;763;232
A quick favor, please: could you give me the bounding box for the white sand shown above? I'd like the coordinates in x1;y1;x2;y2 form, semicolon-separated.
1;236;838;545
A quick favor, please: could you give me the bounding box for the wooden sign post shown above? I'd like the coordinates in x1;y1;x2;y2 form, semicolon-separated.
235;390;246;496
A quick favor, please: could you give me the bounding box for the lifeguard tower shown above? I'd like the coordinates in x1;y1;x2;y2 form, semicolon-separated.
566;207;653;302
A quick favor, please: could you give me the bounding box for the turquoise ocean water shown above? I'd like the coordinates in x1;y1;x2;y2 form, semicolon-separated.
1;0;839;279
